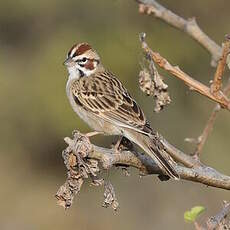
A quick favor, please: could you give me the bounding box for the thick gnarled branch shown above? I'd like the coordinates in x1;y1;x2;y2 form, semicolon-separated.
56;131;230;209
91;140;230;190
66;132;230;187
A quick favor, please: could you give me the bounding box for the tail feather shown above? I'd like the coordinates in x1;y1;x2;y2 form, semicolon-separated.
148;145;179;180
124;130;180;180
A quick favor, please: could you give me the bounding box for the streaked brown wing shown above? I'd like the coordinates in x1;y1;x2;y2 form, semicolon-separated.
71;71;152;134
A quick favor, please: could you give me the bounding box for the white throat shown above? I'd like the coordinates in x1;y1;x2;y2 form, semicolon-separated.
67;65;97;81
67;66;81;80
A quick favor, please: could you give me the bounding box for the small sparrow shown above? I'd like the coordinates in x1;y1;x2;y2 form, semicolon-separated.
64;42;179;179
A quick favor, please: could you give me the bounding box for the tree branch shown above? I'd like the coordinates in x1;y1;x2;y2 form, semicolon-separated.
195;80;230;156
206;201;230;229
139;33;230;110
211;35;230;94
195;105;221;156
63;133;230;190
136;0;222;66
55;131;230;209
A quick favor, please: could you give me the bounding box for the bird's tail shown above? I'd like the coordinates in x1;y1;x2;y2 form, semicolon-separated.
124;130;180;180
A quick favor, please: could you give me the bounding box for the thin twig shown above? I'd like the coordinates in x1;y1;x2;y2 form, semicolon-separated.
195;80;230;155
211;35;230;94
137;0;222;66
139;33;230;110
195;105;221;156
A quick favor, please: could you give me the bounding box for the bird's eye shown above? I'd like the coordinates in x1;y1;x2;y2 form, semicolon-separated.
82;57;87;62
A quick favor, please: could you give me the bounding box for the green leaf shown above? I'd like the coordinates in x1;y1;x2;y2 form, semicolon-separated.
184;206;205;223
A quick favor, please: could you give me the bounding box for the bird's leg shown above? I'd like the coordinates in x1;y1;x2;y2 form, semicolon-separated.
113;137;133;175
113;136;123;154
113;136;134;154
85;131;104;137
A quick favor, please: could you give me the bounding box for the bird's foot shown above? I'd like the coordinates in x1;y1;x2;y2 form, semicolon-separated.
113;136;123;154
112;136;133;154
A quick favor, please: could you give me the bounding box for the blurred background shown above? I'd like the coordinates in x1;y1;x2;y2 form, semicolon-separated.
0;0;230;229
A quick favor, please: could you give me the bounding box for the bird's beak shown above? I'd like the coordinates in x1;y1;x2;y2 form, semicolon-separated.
63;57;75;67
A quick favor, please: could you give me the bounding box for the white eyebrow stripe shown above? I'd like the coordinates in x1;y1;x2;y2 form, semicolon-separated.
72;54;87;61
70;47;77;57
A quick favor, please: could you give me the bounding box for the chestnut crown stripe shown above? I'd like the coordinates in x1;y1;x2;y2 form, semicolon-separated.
68;43;92;57
76;43;91;55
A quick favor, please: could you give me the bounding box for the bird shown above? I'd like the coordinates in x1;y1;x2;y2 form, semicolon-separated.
64;42;179;180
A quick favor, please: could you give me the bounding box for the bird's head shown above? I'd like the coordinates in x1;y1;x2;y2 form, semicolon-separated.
64;43;101;80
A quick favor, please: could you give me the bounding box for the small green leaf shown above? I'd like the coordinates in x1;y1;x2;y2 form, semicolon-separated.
184;206;205;223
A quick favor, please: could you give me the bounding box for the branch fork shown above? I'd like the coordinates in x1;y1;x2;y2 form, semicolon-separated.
139;33;230;110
